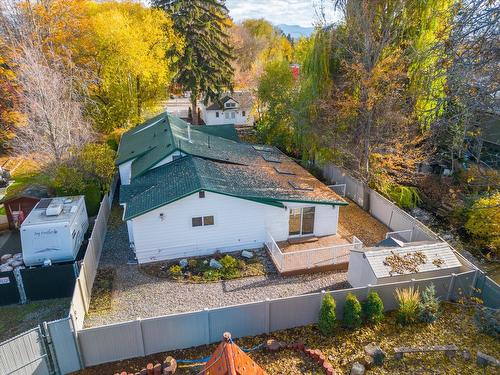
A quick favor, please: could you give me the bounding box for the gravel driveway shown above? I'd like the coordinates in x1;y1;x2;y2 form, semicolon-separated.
85;204;350;328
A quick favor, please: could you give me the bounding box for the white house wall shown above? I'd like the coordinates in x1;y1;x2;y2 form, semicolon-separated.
347;252;378;288
129;191;339;263
151;151;185;169
202;110;253;127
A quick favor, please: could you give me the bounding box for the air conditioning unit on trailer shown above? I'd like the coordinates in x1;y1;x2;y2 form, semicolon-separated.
20;196;89;266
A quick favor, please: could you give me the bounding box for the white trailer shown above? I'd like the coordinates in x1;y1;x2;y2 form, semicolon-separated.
21;196;88;266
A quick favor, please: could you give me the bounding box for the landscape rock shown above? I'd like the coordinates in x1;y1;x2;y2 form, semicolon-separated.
241;250;254;259
179;259;188;269
0;264;13;272
1;254;12;264
12;253;23;260
461;350;471;361
209;259;223;269
350;362;365;375
364;343;386;366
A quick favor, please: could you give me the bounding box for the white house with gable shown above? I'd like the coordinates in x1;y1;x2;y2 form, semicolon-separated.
199;91;254;126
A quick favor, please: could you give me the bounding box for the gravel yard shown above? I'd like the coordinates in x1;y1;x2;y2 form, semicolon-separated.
85;204;350;328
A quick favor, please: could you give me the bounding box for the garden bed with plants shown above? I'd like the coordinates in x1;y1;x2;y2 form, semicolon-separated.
76;285;500;375
138;250;269;283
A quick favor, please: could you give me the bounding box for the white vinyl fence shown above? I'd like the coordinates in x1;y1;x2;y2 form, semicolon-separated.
70;176;118;331
323;164;439;243
77;269;477;367
0;326;52;375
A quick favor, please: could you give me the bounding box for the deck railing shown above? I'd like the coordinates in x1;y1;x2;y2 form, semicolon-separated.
385;229;413;242
265;233;363;273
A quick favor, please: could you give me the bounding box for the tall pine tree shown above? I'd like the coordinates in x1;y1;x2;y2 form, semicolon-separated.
153;0;234;124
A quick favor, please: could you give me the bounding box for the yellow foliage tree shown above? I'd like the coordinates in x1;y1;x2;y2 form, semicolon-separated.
87;0;182;132
465;193;500;256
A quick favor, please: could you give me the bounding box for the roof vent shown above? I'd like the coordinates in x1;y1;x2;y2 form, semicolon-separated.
262;154;281;163
46;203;63;216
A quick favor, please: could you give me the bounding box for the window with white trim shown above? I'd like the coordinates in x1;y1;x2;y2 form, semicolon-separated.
192;216;214;227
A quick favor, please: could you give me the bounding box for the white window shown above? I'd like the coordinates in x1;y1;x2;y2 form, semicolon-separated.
192;216;214;227
231;112;235;119
216;111;219;118
242;111;246;117
289;207;315;236
225;112;230;119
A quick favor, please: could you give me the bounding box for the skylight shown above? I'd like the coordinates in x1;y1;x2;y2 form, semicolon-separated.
253;145;274;152
261;154;281;163
274;166;295;175
289;181;314;191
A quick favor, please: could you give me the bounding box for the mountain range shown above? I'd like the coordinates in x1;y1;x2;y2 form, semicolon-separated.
277;24;315;39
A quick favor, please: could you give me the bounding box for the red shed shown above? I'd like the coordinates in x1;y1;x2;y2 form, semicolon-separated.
1;185;49;230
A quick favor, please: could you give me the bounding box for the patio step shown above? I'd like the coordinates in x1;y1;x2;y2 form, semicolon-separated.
287;236;318;244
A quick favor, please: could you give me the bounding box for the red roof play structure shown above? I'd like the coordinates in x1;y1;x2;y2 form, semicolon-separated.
201;332;267;375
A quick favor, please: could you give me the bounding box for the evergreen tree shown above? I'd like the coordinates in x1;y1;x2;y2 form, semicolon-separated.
318;293;337;335
152;0;234;124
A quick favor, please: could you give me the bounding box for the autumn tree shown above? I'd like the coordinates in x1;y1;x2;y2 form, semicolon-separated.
153;0;234;124
86;1;181;132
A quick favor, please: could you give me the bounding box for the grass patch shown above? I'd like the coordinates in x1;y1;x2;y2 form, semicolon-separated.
3;159;49;201
139;251;267;283
87;268;115;317
74;303;500;375
0;298;70;342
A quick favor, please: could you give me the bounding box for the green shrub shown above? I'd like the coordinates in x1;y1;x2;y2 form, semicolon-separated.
362;291;384;324
465;192;500;257
202;269;221;281
343;293;362;329
188;259;198;268
318;293;336;335
473;306;500;339
84;183;101;216
220;255;238;269
386;184;421;209
396;287;421;326
419;284;440;323
169;265;182;276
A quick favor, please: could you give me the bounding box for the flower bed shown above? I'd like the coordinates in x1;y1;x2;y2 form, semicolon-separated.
139;251;268;283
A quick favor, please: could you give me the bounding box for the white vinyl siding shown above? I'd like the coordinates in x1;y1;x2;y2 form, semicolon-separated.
129;192;339;263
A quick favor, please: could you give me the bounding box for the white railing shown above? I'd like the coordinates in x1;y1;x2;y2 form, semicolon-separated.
385;229;414;242
265;232;284;272
265;233;363;273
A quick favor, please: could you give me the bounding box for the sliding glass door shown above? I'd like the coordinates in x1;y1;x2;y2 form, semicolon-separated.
288;207;315;237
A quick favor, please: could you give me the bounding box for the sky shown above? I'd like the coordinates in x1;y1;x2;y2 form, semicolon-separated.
226;0;340;27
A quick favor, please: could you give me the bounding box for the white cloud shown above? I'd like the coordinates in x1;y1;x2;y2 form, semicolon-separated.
226;0;340;27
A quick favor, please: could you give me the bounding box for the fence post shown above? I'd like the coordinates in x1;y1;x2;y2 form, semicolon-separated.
265;298;271;334
204;308;210;345
42;321;60;375
447;273;457;301
77;277;89;312
135;318;145;357
366;284;372;299
13;268;27;304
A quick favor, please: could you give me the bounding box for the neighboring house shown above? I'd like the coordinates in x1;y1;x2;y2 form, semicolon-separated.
117;113;346;263
199;91;254;126
347;241;469;287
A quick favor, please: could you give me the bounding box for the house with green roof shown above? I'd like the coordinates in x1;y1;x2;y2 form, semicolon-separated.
117;113;347;263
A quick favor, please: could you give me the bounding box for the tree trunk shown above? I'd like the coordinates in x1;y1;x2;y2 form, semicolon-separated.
136;76;141;118
191;96;199;125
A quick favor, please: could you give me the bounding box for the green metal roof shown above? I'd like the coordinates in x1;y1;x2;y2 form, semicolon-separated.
191;124;240;142
120;155;346;220
117;113;253;180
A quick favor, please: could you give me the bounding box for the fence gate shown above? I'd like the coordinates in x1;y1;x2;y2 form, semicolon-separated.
0;326;54;375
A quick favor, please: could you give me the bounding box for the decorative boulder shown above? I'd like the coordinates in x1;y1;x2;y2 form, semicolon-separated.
179;259;188;269
210;259;223;269
1;254;12;264
350;362;365;375
364;343;386;366
241;250;254;259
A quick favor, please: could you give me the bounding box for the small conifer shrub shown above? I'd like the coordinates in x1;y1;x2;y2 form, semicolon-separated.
318;293;336;335
343;293;362;329
362;291;384;324
419;284;440;323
